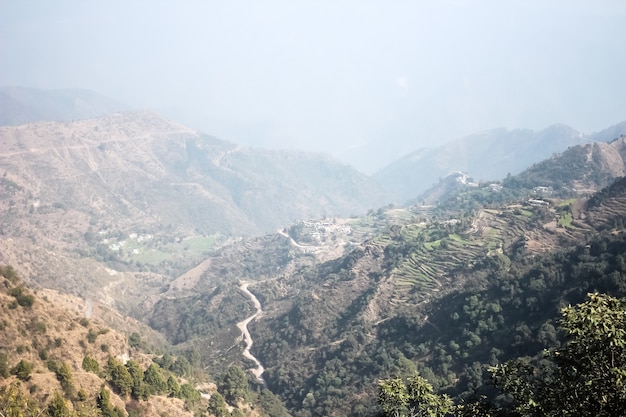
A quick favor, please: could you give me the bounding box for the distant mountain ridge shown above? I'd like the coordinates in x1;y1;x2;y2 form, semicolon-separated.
0;110;388;235
0;110;390;299
374;122;626;203
0;86;131;125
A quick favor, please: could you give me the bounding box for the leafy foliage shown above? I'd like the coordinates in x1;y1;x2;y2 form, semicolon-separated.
378;373;453;417
11;360;33;381
105;356;133;397
207;392;229;417
82;355;100;373
377;293;626;417
218;366;249;403
490;293;626;416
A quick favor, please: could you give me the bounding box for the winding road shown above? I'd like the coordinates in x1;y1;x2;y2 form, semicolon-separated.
236;282;267;386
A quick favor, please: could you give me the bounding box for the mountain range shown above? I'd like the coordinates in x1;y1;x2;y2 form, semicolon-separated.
0;86;130;125
2;87;626;416
375;122;626;203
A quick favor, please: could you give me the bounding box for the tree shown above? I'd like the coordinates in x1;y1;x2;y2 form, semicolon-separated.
47;391;73;417
128;332;141;348
207;392;229;417
81;355;100;373
166;375;181;398
230;408;246;417
171;356;191;377
55;362;75;397
490;293;626;416
105;357;132;397
96;386;124;417
378;372;453;417
125;359;148;400
218;365;248;403
179;383;201;406
0;352;10;378
143;363;167;395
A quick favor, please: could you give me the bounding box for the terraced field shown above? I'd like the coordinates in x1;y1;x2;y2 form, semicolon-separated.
388;203;564;304
390;230;484;304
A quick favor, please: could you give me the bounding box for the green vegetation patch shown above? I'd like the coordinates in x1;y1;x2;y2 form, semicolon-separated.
558;212;574;228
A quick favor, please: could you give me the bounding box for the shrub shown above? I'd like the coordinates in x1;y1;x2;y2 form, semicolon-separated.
87;329;98;343
0;353;9;378
9;287;34;307
11;360;33;381
82;355;100;373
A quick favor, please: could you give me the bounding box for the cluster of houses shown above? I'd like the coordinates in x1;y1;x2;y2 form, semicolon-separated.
100;231;154;252
300;219;352;243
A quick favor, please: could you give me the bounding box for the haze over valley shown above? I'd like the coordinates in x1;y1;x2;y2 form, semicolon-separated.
2;2;626;416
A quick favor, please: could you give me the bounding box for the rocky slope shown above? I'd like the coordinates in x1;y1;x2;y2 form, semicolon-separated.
0;266;201;416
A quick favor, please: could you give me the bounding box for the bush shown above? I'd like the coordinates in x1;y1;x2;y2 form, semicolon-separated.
128;332;141;348
87;329;98;343
0;353;9;378
82;355;100;373
11;360;33;381
9;287;34;307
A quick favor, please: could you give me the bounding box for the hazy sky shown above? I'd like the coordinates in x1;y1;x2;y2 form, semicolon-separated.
2;0;625;172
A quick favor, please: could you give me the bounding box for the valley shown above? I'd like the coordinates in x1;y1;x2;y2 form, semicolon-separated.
1;109;626;417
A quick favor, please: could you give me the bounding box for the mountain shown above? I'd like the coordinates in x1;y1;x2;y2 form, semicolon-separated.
0;110;390;307
4;98;626;416
140;136;626;416
374;122;626;204
0;266;201;416
0;87;130;125
0;266;294;417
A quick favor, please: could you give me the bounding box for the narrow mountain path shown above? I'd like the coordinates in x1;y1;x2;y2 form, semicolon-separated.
236;282;266;386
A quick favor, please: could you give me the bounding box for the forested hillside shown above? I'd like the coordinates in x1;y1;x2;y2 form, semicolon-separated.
142;138;626;416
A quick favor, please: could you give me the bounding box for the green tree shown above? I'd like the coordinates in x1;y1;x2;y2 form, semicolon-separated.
171;356;191;377
166;375;181;398
9;286;35;307
105;357;132;397
143;363;167;395
378;372;453;417
96;386;124;417
207;392;229;417
125;359;148;400
0;352;10;378
55;362;75;397
490;293;626;416
47;391;73;417
179;383;201;407
218;365;248;403
230;408;246;417
128;332;141;348
155;353;174;371
81;355;100;373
